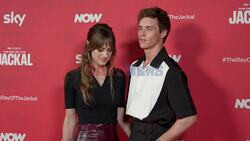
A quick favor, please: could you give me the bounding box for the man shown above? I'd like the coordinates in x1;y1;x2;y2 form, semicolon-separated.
126;7;197;141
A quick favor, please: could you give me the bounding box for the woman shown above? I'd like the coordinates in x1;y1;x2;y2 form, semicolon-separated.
62;23;130;141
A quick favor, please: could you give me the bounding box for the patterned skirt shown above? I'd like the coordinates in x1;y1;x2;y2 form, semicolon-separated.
72;123;119;141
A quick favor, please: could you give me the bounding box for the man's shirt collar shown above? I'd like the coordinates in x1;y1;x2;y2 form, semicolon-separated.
132;47;169;69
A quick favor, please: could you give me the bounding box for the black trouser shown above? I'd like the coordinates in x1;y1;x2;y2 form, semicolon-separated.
129;120;167;141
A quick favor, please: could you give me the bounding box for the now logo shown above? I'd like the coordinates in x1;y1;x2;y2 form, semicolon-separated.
235;99;250;109
3;11;26;27
74;13;102;23
0;132;26;141
169;54;182;63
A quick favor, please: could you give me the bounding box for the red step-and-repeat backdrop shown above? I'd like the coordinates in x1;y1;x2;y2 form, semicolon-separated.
0;0;249;140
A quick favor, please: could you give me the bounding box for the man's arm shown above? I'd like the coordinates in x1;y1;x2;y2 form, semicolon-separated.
158;115;197;141
117;107;131;137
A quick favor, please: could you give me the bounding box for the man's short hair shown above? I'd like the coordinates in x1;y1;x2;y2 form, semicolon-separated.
138;7;171;43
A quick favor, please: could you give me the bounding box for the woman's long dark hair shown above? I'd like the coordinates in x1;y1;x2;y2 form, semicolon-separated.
80;23;116;105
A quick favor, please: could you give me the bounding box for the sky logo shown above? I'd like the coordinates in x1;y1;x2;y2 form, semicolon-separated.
3;11;26;27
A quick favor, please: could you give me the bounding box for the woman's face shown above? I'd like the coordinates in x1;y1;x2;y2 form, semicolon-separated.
91;44;113;67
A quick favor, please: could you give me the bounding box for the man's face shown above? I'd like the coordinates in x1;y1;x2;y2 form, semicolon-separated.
138;17;163;49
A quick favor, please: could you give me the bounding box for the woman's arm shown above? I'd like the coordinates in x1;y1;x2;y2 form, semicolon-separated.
117;107;131;137
62;109;77;141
